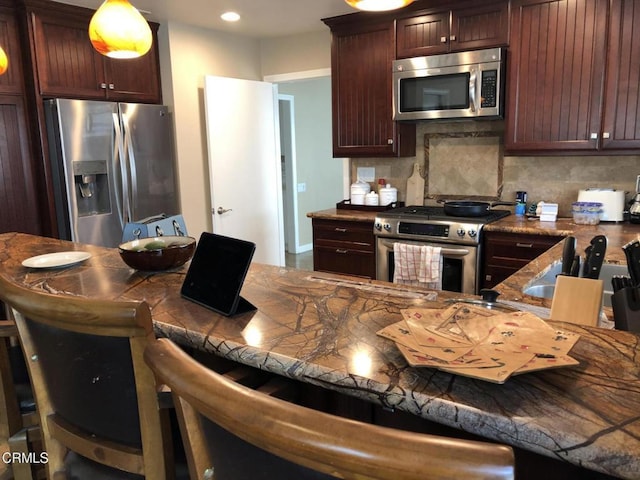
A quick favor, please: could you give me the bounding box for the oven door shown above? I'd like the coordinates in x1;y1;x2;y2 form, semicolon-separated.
376;238;478;294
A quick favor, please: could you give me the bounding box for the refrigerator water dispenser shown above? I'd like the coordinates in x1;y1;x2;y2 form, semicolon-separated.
73;160;110;216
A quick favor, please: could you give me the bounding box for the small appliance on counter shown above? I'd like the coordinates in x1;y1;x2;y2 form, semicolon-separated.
577;188;625;222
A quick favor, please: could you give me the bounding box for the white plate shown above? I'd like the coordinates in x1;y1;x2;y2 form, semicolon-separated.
22;251;92;269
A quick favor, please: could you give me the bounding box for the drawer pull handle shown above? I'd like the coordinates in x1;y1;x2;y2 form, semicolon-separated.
335;249;348;254
334;228;348;233
516;243;533;248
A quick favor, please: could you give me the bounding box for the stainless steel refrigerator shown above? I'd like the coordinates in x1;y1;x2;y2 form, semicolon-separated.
45;99;181;248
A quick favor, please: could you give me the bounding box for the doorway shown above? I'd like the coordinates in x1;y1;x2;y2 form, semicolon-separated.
266;70;348;270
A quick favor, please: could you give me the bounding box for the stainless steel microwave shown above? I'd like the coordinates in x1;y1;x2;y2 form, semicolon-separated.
393;48;505;121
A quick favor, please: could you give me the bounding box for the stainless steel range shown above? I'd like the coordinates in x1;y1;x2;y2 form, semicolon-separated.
374;206;510;294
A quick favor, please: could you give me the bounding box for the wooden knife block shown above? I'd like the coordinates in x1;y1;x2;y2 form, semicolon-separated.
550;276;604;326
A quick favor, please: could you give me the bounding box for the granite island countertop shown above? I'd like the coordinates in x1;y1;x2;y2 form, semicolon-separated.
1;232;639;479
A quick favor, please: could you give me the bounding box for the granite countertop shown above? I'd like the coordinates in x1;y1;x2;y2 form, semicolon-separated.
1;233;639;479
307;207;379;222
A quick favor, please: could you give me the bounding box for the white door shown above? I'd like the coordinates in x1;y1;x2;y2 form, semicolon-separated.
204;76;284;266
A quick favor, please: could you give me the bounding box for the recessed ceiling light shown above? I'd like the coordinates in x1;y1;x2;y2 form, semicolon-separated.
221;11;241;22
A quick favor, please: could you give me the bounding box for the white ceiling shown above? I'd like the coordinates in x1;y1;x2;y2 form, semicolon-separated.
56;0;357;38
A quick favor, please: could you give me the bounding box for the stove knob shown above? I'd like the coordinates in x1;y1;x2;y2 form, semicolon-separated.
384;223;392;231
468;229;477;238
456;228;466;237
374;222;382;231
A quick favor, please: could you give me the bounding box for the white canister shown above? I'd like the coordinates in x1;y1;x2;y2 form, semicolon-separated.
350;180;371;205
379;184;398;206
364;191;379;206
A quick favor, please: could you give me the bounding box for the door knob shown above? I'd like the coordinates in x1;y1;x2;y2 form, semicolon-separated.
216;207;232;214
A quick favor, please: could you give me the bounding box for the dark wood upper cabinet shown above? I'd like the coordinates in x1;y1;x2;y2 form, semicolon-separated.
31;12;105;100
396;11;450;57
506;0;607;152
105;45;161;103
506;0;640;154
0;9;24;94
325;17;415;158
396;2;509;58
28;3;161;104
601;0;640;150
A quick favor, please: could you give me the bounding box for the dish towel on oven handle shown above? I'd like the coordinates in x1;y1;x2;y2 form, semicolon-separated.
393;243;442;289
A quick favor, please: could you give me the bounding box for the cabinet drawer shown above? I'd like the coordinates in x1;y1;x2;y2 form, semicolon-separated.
313;246;375;279
482;231;563;289
483;232;562;262
312;220;374;246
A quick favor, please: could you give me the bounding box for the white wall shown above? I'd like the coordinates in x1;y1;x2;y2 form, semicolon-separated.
156;23;332;240
278;77;343;248
158;22;262;238
260;30;331;76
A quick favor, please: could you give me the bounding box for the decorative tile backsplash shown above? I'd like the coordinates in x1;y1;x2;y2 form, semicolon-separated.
425;131;503;200
350;121;640;217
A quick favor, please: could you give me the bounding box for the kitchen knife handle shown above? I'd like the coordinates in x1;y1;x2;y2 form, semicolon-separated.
561;236;576;275
570;256;581;277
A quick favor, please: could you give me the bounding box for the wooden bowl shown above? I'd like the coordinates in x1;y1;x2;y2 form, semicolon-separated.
118;236;196;271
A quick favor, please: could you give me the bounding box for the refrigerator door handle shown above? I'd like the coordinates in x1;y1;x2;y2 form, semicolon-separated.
112;112;130;224
121;112;138;221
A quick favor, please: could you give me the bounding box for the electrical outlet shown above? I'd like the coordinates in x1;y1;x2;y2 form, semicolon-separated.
297;182;306;193
357;167;375;182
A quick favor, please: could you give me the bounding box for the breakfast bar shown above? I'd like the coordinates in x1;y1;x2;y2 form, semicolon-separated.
1;232;639;479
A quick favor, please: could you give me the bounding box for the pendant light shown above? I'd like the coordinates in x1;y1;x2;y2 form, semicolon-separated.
89;0;152;59
0;46;8;75
345;0;415;12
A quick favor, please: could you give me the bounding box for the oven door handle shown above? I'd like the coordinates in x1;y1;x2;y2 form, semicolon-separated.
379;240;470;257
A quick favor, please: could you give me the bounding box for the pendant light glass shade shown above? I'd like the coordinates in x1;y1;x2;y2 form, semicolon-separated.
345;0;415;11
0;46;8;75
89;0;152;59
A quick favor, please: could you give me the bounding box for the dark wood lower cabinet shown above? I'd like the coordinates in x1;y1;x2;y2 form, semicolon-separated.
482;230;563;289
0;95;43;235
312;218;376;279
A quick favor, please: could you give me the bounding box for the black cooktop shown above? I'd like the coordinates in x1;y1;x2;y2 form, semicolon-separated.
382;205;511;223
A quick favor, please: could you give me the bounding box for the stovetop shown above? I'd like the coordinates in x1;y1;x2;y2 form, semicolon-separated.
380;205;511;224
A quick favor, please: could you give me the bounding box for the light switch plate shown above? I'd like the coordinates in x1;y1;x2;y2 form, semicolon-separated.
357;167;375;182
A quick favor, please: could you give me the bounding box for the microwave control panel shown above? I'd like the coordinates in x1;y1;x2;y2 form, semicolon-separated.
480;70;498;108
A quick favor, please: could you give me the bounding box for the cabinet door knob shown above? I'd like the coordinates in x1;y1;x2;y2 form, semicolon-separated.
440;36;448;43
590;132;598;140
450;35;457;41
100;83;107;89
108;83;115;90
387;139;394;145
602;132;610;139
